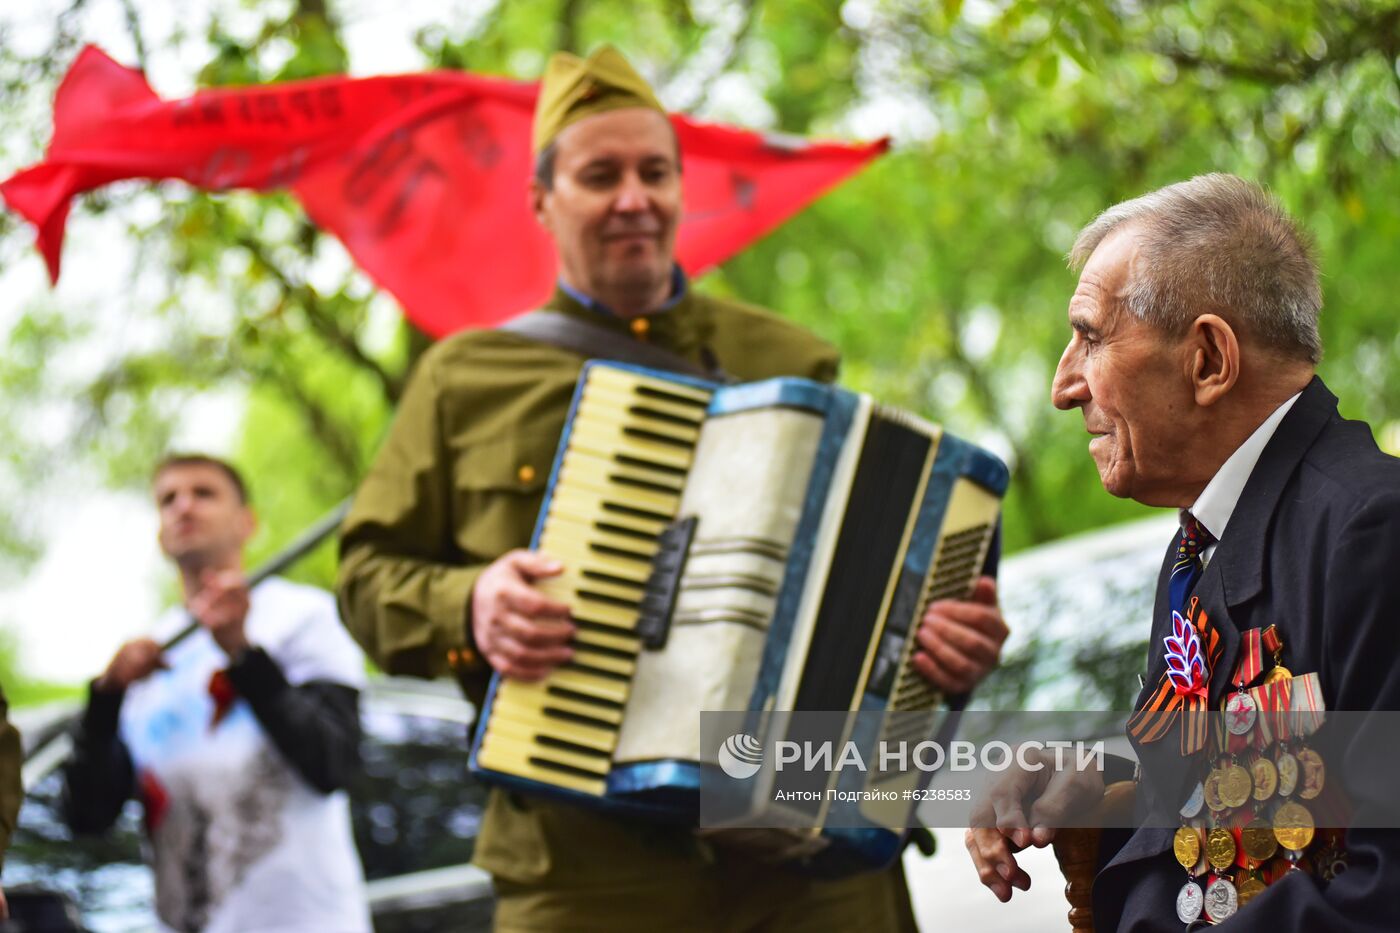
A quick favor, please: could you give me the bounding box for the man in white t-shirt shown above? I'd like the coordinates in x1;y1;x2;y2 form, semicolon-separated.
64;454;371;933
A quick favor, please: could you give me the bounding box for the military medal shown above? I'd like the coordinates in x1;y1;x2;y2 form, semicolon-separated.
1176;880;1204;924
1220;763;1254;809
1204;769;1226;812
1297;748;1326;800
1180;781;1205;819
1206;827;1237;871
1276;751;1299;797
1315;833;1350;882
1174;826;1202;869
1204;876;1239;922
1236;873;1267;908
1251;756;1278;801
1261;625;1293;685
1242;817;1279;862
1226;689;1258;736
1151;623;1342;924
1274;800;1316;852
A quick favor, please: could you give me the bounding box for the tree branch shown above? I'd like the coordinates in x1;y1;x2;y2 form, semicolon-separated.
1156;7;1400;87
117;0;149;71
556;0;584;53
234;234;405;404
666;0;762;113
256;360;364;481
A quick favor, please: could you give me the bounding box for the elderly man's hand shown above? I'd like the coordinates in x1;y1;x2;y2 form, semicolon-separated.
471;550;575;681
910;576;1007;694
965;747;1106;902
189;570;252;659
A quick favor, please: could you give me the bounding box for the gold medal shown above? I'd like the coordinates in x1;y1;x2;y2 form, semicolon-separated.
1251;756;1279;801
1237;873;1267;908
1242;817;1279;862
1207;827;1237;871
1220;763;1253;809
1276;751;1299;797
1274;800;1316;852
1174;826;1202;870
1204;769;1226;812
1297;748;1326;800
1263;663;1294;685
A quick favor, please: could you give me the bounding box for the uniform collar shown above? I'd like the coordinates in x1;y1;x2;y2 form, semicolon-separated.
544;267;712;359
555;265;689;318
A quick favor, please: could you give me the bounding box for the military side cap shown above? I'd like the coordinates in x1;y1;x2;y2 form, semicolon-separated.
532;45;666;153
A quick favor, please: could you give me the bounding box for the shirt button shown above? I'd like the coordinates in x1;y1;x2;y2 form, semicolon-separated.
630;317;650;339
517;464;536;484
447;648;461;668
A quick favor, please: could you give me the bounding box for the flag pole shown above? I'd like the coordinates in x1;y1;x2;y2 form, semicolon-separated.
161;498;351;651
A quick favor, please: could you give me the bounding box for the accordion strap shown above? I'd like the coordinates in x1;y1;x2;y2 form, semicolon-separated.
497;309;721;380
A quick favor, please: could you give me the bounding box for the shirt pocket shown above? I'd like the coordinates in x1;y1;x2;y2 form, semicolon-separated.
451;432;556;560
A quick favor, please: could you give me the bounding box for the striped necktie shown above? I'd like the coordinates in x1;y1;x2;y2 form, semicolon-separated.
1169;513;1215;617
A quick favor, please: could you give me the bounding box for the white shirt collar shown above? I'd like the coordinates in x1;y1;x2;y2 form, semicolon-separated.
1187;391;1302;543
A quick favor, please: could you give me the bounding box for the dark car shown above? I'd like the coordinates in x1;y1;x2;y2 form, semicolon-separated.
6;677;494;932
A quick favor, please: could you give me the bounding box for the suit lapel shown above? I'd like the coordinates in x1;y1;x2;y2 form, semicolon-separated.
1212;377;1337;609
1196;563;1240;708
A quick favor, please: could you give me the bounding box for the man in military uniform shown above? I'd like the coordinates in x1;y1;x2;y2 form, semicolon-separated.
0;680;22;919
966;174;1400;930
339;46;1009;932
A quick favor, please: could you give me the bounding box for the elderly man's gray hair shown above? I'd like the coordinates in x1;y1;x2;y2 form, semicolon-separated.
1069;173;1322;363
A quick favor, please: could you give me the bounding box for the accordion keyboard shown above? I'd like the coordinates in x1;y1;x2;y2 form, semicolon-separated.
475;365;714;795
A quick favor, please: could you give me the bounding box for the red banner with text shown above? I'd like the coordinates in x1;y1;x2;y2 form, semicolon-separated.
2;46;887;336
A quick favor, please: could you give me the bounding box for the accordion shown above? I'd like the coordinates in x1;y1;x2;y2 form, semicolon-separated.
469;362;1008;868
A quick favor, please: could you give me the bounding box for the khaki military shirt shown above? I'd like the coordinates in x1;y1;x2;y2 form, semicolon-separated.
0;681;23;871
337;284;839;884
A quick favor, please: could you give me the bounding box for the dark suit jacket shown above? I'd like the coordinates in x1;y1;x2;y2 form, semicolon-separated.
1092;377;1400;932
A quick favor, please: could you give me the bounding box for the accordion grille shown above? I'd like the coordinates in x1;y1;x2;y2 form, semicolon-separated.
889;523;994;712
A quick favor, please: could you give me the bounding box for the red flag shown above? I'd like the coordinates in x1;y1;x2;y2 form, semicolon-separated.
2;46;887;337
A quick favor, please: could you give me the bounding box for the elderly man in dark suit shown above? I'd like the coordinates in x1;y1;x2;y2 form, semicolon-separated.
967;173;1400;930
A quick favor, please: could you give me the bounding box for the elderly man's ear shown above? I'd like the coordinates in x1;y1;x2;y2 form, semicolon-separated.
1186;313;1241;407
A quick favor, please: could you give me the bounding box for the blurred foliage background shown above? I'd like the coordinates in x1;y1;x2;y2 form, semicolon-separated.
1;0;1398;703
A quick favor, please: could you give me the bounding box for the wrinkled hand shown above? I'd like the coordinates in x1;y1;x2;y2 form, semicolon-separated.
189;570;251;659
471;550;574;681
97;637;168;692
965;747;1105;902
911;576;1007;694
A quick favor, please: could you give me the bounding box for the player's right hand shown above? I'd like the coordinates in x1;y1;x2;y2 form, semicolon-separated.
471;550;574;681
96;638;168;692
